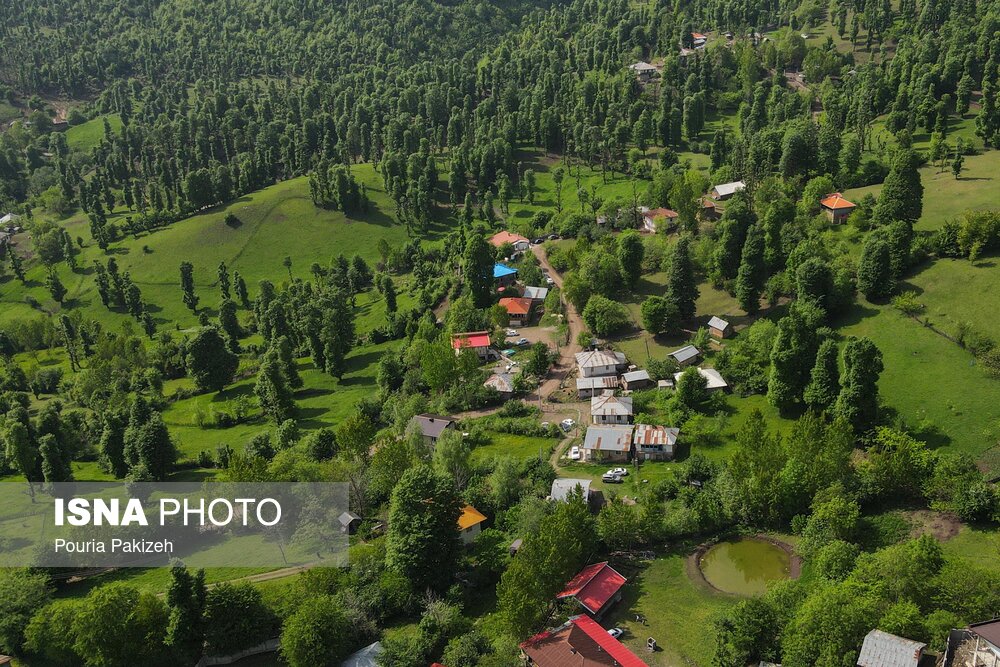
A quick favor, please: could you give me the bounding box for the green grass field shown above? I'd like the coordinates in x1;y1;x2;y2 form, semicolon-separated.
607;554;735;667
64;113;122;151
471;431;558;463
837;298;1000;466
846;146;1000;232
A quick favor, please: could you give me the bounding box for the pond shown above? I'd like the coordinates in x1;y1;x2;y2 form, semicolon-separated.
698;538;792;596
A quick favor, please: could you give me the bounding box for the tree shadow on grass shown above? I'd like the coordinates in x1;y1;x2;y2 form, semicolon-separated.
831;302;881;328
294;387;333;400
296;406;331;421
210;383;255;403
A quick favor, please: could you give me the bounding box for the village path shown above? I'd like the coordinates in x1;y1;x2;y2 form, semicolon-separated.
528;243;584;403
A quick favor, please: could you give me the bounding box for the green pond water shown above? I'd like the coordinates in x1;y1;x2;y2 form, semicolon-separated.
698;539;791;595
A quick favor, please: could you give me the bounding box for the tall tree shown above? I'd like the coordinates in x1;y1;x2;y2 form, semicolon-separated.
616;230;643;289
872;149;923;224
804;339;841;412
254;349;296;423
835;337;883;434
185;327;238;392
735;224;766;314
462;232;494;308
385;464;462;593
179;262;199;312
667;235;699;321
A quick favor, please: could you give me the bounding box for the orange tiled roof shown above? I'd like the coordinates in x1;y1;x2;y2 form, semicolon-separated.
820;192;856;210
458;505;487;530
490;231;529;248
499;297;533;316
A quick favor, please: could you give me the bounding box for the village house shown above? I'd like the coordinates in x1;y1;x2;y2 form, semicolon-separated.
708;316;732;339
856;629;927;667
451;331;492;359
628;61;659;83
522;285;549;302
338;511;362;535
692;32;708;47
700;197;720;221
633;424;679;461
458;505;487;545
520;615;648;667
674;367;729;392
557;562;628;617
494;263;518;289
550;478;592;503
576;375;620;399
591;390;633;425
621;369;652;390
820;192;857;224
489;230;530;253
581;424;634;462
0;212;18;227
484;372;515;398
409;413;457;446
670;344;702;367
710;180;745;200
942;618;1000;667
642;207;679;233
575;349;627;377
498;296;534;326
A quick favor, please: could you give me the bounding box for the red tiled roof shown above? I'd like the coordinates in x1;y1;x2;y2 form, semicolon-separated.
556;562;627;615
519;616;648;667
490;231;529;247
572;616;648;667
692;32;708;39
451;331;492;349
645;207;679;219
820;192;856;210
499;297;533;316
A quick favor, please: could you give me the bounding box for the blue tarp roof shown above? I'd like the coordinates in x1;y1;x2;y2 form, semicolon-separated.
494;263;518;278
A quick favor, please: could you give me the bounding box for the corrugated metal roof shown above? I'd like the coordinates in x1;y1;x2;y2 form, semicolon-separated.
670;345;701;363
591;394;633;416
633;424;679;446
583;424;634;451
857;630;925;667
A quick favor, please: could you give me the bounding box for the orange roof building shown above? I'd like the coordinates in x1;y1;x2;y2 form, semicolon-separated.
498;296;534;324
820;192;856;223
458;504;487;544
490;231;530;249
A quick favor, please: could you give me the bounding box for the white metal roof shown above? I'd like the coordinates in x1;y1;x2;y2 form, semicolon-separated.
674;367;728;390
670;345;701;363
856;630;925;667
708;316;730;331
712;180;746;197
591;393;634;416
583;424;634;451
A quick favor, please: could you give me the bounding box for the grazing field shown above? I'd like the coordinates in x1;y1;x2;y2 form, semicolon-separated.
903;255;1000;337
837;299;1000;467
64;113;122;151
0;164;421;331
846;148;1000;232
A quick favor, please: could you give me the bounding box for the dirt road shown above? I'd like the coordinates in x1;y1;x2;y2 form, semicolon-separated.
529;243;584;403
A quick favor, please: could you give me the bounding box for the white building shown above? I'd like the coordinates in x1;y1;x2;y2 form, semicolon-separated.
575;350;627;378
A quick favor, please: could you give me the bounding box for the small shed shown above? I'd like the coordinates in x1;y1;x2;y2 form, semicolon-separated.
509;538;523;556
674;367;728;392
820;192;857;224
484;372;515;397
522;285;549;301
621;369;652;391
458;505;487;545
708;316;732;339
669;345;702;367
338;511;362;535
711;180;745;201
550;478;592;503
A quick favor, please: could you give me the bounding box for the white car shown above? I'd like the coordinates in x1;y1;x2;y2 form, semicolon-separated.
610;467;629;477
505;329;518;337
560;418;576;431
516;338;530;346
602;472;623;483
545;276;555;285
568;446;581;460
607;628;624;639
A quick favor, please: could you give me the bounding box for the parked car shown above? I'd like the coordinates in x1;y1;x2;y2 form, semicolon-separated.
532;237;545;244
602;472;623;483
516;338;530;346
545;275;555;285
560;418;576;431
505;329;518;337
568;446;581;460
607;628;624;639
548;233;560;240
610;467;629;477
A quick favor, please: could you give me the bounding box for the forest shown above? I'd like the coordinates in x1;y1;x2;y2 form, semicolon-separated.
1;0;1000;665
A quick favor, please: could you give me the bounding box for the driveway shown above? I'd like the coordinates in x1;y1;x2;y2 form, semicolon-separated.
528;243;584;403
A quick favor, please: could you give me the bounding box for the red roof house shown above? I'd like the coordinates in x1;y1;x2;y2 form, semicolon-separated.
451;331;492;359
498;297;534;325
819;192;856;223
556;562;627;616
520;615;648;667
642;207;679;232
